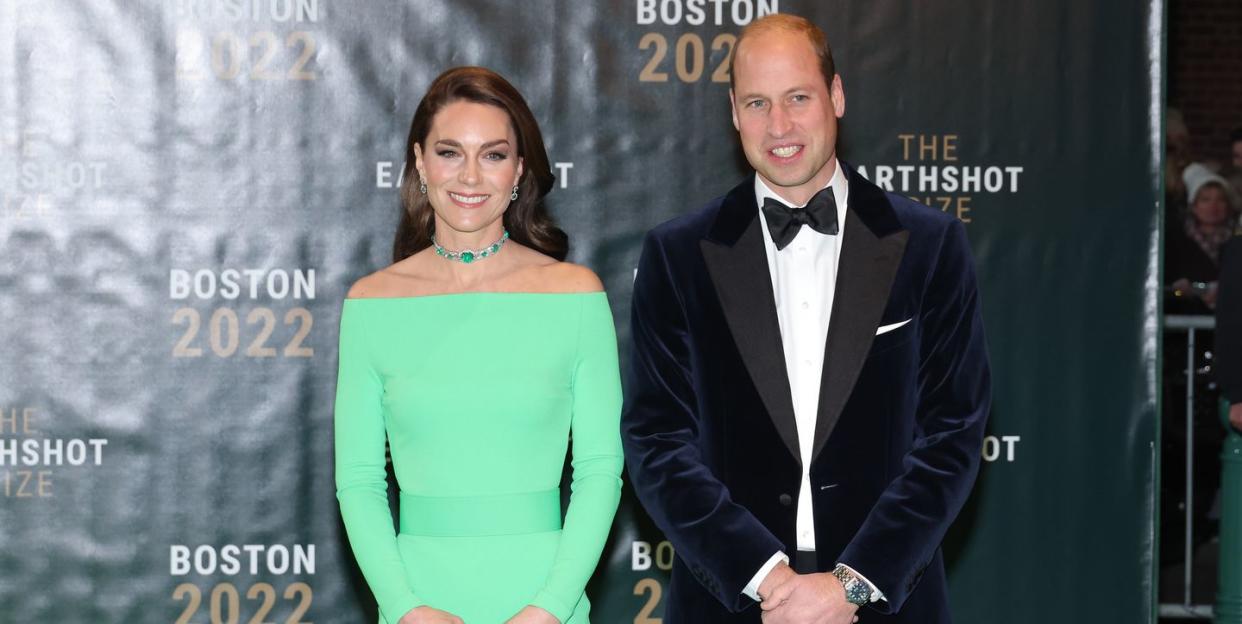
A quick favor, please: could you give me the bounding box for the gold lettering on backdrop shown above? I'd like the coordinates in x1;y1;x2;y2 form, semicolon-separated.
2;470;52;498
634;578;663;624
175;30;319;82
861;133;1025;225
956;195;972;222
898;134;960;162
638;32;736;84
171;307;314;358
0;407;37;434
909;196;972;223
172;582;314;624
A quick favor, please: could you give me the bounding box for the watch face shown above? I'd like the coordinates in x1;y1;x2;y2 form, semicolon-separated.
833;565;870;605
843;580;870;605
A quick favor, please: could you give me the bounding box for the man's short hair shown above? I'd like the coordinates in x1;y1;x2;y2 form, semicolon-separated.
730;14;836;91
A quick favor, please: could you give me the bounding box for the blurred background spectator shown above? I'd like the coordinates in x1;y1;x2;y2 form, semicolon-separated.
1167;163;1239;314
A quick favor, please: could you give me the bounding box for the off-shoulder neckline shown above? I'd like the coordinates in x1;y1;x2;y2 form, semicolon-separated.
344;290;606;303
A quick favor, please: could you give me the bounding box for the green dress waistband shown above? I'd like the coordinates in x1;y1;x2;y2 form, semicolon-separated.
399;489;563;537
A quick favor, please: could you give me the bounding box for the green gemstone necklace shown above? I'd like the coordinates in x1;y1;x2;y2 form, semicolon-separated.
431;229;510;264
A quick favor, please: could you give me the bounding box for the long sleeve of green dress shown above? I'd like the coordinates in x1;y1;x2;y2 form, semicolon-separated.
333;303;423;622
529;295;624;620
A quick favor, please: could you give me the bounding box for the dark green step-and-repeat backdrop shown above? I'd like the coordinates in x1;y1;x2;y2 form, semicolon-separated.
0;1;1162;622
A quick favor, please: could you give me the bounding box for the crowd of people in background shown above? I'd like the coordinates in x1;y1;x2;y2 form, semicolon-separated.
1160;110;1241;577
1164;109;1241;431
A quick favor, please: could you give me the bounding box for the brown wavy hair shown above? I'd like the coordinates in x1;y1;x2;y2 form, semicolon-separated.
392;67;565;262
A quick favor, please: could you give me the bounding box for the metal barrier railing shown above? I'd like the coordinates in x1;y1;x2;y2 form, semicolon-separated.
1159;315;1217;620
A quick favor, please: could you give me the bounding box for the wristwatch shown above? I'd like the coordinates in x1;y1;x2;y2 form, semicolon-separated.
831;563;872;606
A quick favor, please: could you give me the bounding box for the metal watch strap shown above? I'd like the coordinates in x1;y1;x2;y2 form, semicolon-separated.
831;563;871;606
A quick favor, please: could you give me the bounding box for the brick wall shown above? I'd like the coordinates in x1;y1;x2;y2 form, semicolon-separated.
1170;0;1242;162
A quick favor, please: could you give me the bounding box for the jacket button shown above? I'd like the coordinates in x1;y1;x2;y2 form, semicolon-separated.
779;493;793;506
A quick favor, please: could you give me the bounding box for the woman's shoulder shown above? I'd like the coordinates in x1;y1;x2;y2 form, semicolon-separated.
505;244;603;294
345;256;433;299
534;261;604;294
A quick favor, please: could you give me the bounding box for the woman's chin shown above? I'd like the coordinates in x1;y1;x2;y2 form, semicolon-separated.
438;216;502;237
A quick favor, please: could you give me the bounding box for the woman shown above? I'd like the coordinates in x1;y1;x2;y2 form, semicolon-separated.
334;67;622;624
1167;163;1240;313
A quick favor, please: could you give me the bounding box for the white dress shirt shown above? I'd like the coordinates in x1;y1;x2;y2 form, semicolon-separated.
740;164;883;603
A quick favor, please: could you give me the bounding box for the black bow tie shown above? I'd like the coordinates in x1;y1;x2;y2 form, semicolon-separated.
761;186;839;250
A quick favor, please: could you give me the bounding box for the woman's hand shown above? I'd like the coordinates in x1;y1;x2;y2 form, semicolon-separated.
398;606;465;624
504;605;560;624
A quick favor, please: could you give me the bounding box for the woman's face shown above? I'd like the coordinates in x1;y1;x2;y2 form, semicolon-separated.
414;100;523;236
1192;184;1230;227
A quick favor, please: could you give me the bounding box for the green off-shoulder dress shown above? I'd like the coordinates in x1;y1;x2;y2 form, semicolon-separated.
334;292;623;624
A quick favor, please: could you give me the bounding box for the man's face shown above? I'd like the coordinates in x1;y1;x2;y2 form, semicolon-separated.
731;29;845;206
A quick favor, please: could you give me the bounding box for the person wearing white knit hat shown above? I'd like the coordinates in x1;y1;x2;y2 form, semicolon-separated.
1185;163;1239;218
1168;163;1240;311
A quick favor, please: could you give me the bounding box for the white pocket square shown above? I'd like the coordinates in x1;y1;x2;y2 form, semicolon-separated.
875;319;911;335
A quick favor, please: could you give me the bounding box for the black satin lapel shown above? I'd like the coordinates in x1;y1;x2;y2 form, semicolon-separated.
700;220;802;467
811;210;909;463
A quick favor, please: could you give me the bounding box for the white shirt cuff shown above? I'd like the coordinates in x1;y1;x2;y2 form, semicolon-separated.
742;551;789;601
838;563;886;602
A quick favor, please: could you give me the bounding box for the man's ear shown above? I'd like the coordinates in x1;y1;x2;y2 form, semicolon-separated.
830;74;845;119
730;89;740;132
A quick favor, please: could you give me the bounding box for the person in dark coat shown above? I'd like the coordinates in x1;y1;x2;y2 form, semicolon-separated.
1218;234;1242;432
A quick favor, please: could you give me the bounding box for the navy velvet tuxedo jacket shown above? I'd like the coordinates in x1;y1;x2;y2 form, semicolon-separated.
622;165;991;623
1219;237;1242;404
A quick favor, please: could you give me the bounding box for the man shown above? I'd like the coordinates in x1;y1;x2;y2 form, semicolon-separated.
622;14;990;623
1220;235;1242;433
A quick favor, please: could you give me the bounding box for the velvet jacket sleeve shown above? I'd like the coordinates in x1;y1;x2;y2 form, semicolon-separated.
1218;237;1242;404
622;233;787;612
838;219;991;612
333;302;423;622
529;294;624;622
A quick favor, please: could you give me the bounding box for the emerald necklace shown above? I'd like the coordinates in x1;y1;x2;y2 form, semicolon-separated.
431;229;510;264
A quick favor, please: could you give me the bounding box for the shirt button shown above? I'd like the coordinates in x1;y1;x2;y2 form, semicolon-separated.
798;247;807;254
801;301;809;310
803;359;812;366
